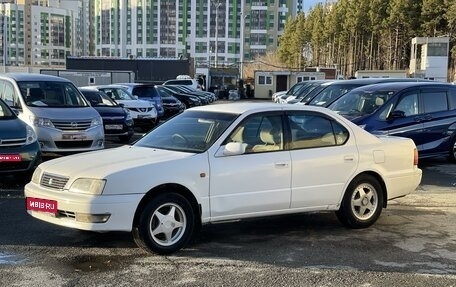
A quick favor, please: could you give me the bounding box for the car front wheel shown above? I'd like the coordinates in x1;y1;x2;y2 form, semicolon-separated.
448;136;456;163
133;193;195;254
336;174;383;229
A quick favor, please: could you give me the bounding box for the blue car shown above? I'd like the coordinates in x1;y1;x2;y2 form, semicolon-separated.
116;83;165;119
329;81;456;161
79;88;135;143
0;97;41;179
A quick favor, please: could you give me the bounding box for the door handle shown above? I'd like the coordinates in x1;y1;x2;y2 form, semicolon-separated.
344;156;354;161
275;162;289;167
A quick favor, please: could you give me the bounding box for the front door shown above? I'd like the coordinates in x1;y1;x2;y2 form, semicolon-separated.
209;113;292;220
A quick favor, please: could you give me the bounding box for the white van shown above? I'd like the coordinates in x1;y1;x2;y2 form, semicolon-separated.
0;73;104;154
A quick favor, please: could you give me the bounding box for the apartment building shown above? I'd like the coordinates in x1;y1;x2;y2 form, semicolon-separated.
93;0;293;66
0;0;88;67
0;0;295;68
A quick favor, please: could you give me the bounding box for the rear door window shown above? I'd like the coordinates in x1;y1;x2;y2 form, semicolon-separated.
421;91;448;113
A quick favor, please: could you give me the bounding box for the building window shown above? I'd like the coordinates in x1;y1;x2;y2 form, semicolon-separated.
258;75;272;85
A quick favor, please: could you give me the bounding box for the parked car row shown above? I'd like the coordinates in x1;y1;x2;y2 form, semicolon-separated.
0;73;217;179
275;79;456;162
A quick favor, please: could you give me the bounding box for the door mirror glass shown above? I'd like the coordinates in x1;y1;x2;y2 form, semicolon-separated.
388;110;406;119
223;142;247;156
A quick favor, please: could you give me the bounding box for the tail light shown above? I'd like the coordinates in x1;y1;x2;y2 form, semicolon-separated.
413;148;419;166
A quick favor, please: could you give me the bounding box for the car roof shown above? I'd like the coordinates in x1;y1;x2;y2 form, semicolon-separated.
321;78;435;87
190;102;336;115
0;73;72;82
347;81;451;92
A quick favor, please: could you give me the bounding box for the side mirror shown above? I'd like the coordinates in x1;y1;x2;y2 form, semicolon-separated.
388;110;406;120
215;142;248;157
133;95;139;100
222;142;247;156
11;108;19;115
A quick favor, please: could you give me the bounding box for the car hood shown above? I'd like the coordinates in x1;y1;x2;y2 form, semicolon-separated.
39;145;194;179
0;118;27;139
28;106;99;120
115;99;153;108
92;106;126;117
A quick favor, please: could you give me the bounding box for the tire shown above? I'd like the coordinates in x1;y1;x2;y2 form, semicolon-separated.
132;193;195;255
336;174;383;229
448;136;456;163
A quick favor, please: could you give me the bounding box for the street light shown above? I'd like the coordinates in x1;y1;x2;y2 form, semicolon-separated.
240;0;245;80
211;0;221;68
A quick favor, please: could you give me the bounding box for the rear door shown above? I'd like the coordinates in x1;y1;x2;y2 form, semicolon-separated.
287;111;358;208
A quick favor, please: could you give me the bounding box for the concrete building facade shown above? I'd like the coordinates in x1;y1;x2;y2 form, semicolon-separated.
0;0;89;67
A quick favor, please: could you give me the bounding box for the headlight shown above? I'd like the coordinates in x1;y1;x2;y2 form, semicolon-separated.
30;116;54;128
91;116;103;127
25;125;38;144
69;178;106;195
124;109;133;121
31;167;43;184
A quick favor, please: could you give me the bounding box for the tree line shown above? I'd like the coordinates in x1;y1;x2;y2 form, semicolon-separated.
275;0;456;80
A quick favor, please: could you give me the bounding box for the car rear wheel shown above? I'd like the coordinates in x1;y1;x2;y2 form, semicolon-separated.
132;193;195;254
336;174;383;229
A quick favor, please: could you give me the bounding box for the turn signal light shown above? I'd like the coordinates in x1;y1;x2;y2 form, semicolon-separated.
413;148;419;166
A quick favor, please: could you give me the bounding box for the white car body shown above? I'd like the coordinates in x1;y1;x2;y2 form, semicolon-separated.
272;91;287;102
25;103;422;253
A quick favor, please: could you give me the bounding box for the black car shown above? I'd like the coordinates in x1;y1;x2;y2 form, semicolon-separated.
161;94;185;118
0;97;41;179
156;85;202;108
79;88;135;142
163;85;211;105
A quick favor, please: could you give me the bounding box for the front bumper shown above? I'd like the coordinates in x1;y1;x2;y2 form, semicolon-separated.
0;142;41;174
35;126;104;153
24;182;144;232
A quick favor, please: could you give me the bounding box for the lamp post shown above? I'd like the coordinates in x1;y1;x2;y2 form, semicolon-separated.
211;0;221;68
240;0;246;80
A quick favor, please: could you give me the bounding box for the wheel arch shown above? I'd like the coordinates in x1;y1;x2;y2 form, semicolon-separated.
351;171;387;208
132;183;202;229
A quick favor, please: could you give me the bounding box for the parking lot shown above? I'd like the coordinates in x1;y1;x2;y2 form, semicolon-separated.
0;132;456;286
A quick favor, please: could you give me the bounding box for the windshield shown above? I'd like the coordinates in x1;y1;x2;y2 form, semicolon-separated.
0;99;15;119
135;110;238;153
81;90;118;107
98;87;136;101
330;89;396;117
308;84;360;107
18;81;89;108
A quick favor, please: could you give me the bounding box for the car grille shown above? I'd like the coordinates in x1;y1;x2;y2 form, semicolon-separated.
40;173;69;190
57;210;76;219
51;120;92;131
54;141;93;148
127;107;153;113
0;137;26;148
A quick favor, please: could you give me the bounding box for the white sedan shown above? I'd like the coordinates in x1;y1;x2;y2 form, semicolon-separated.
25;103;422;254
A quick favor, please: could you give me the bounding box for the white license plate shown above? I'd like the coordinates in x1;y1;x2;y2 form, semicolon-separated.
62;134;87;140
105;124;123;130
137;115;152;119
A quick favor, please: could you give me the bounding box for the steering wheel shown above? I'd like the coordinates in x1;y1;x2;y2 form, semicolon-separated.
171;133;189;145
